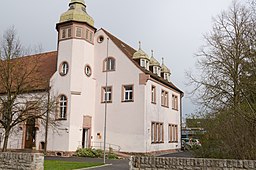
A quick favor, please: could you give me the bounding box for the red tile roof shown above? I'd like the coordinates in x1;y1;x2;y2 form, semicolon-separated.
102;29;183;94
0;51;57;94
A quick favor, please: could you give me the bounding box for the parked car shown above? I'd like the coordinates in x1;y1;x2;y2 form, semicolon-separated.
181;138;201;150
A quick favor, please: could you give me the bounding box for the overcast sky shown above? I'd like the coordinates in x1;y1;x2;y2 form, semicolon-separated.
0;0;237;117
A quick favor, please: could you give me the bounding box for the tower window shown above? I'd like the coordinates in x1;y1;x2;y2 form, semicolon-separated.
61;29;66;39
86;29;89;40
89;32;93;42
67;28;72;38
61;27;72;39
84;65;92;77
57;95;67;120
59;61;69;76
76;27;82;38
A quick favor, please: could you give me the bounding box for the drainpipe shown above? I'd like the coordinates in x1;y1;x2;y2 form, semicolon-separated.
180;93;184;151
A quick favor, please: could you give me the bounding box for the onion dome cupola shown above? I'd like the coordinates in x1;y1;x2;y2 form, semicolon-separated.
133;41;150;70
59;0;94;27
149;50;161;77
161;58;171;82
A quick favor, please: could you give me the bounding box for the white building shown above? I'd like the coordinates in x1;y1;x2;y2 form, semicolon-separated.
0;0;183;155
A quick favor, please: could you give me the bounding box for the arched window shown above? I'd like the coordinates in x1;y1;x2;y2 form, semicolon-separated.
103;57;115;71
58;95;67;119
59;62;69;76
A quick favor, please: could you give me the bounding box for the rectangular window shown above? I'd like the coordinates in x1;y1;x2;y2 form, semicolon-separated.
161;90;169;107
151;122;164;144
172;95;178;110
67;28;72;38
86;29;89;40
102;86;112;103
76;27;82;38
140;59;146;68
168;124;178;143
89;32;93;42
61;29;66;39
151;85;156;104
122;85;134;102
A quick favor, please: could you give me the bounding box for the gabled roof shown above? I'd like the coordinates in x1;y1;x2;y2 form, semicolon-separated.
0;51;57;94
102;29;183;94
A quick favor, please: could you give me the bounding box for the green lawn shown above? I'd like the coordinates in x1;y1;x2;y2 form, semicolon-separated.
44;160;103;170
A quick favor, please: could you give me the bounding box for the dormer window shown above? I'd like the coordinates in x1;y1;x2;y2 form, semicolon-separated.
153;66;161;76
164;73;170;82
140;59;149;70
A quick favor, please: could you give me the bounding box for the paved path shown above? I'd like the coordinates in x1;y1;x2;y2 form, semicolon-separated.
45;151;193;170
45;156;129;170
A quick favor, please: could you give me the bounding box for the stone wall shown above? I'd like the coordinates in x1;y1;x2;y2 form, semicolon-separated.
0;152;44;170
130;156;256;170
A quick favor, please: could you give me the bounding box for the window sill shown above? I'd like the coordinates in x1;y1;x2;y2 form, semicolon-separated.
101;101;112;104
151;142;164;144
169;141;178;143
161;105;169;108
122;100;134;103
151;102;156;104
103;69;115;72
172;108;179;111
55;118;67;121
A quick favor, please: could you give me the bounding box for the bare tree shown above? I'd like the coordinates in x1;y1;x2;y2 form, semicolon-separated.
0;27;56;152
187;1;256;159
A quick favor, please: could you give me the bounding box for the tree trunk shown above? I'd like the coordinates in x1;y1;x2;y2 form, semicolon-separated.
2;128;10;152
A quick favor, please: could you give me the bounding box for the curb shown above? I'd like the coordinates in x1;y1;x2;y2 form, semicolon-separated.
75;164;112;170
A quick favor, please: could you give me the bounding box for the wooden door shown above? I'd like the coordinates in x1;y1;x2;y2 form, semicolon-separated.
25;118;36;149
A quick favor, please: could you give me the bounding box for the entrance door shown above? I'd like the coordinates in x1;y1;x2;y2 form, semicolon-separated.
82;128;89;148
25;118;36;149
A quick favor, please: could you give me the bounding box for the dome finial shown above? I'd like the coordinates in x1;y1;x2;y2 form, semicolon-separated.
162;57;164;65
138;41;141;50
151;50;154;57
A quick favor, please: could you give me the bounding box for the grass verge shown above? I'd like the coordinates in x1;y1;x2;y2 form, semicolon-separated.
44;160;103;170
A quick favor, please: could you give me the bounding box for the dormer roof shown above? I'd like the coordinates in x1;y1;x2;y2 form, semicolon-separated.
161;64;170;73
133;42;150;60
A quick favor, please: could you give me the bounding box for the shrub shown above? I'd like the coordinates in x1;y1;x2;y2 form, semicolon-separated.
75;148;117;159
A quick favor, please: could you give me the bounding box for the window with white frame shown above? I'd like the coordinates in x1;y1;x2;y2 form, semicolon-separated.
161;90;169;107
157;67;161;77
151;85;156;104
151;122;164;143
172;95;178;110
58;95;67;120
103;57;116;71
59;61;69;76
140;59;149;70
168;124;178;143
102;86;112;103
122;85;133;102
